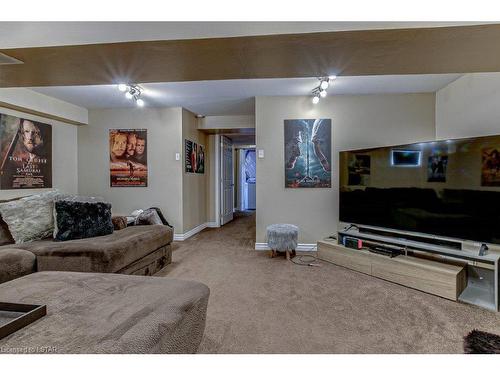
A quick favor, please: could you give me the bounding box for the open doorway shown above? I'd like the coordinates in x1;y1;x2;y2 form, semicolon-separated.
215;133;255;227
235;147;256;211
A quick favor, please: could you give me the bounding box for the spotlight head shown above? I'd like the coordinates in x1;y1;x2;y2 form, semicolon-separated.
320;90;327;98
312;96;320;104
136;98;145;107
320;80;329;90
125;92;133;100
328;75;337;80
118;84;127;92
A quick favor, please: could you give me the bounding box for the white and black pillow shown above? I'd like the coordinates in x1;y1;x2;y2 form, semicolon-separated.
0;190;61;244
54;199;113;241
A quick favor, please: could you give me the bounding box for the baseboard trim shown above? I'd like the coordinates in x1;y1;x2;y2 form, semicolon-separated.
254;243;317;251
174;221;220;241
174;223;208;241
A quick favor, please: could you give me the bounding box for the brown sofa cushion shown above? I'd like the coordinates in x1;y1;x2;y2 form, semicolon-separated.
0;248;36;284
9;225;173;273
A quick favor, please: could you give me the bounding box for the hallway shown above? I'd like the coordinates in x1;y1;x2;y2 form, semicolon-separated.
157;212;500;354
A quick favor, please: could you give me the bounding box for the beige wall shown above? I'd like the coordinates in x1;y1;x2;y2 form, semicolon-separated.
78;107;184;233
436;73;500;140
255;94;436;244
0;107;79;200
182;108;209;233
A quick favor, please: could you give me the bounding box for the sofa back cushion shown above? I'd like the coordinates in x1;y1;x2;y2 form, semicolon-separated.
54;199;113;241
0;190;61;244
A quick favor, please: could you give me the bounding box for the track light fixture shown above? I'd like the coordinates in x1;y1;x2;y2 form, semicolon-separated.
311;76;336;104
117;83;145;107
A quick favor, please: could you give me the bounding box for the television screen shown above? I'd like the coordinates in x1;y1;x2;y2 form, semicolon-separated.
391;150;421;166
339;135;500;244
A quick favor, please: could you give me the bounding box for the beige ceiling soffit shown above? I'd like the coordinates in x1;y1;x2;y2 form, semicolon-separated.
0;101;86;126
3;24;500;87
0;52;23;65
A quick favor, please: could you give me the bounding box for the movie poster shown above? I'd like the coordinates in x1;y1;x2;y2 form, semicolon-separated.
185;139;205;174
0;113;52;189
284;119;331;188
109;129;148;187
481;147;500;186
427;154;448;182
347;154;371;186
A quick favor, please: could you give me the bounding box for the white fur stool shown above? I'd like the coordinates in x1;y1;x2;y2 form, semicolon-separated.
266;223;299;260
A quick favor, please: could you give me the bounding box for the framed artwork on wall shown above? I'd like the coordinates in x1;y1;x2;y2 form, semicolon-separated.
284;118;331;188
185;139;205;174
481;147;500;186
109;129;148;187
0;112;52;189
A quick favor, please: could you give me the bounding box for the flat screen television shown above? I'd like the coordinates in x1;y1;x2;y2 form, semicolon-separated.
339;134;500;245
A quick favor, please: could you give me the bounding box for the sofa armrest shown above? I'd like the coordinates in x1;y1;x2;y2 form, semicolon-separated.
0;248;36;284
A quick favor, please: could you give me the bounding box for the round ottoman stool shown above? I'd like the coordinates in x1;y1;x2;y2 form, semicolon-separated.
266;224;299;260
0;248;36;284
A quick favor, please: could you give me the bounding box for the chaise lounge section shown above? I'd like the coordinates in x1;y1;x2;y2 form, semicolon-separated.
0;271;209;354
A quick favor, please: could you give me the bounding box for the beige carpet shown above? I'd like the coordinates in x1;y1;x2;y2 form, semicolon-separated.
156;212;500;353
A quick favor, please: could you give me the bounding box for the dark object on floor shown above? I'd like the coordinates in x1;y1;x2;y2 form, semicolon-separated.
464;329;500;353
54;200;114;241
112;216;127;230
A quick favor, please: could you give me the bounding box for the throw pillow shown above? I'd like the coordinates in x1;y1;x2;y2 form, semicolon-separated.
134;208;163;226
112;216;127;230
0;190;61;244
54;200;113;241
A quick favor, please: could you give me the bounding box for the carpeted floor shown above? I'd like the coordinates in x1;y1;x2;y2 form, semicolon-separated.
156;211;500;353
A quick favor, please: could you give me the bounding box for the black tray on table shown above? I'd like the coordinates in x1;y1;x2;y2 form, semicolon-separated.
0;302;46;340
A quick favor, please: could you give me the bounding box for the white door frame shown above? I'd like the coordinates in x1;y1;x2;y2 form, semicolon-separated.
214;135;221;227
220;135;234;225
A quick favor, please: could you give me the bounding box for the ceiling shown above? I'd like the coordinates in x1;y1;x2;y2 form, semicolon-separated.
32;74;462;116
0;22;480;49
1;24;498;88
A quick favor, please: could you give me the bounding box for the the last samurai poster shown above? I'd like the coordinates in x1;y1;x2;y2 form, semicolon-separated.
0;113;52;189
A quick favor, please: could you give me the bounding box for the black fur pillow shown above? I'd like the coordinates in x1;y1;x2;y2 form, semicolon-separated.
54;200;114;241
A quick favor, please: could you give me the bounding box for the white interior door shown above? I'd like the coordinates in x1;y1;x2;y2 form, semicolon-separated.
221;136;234;225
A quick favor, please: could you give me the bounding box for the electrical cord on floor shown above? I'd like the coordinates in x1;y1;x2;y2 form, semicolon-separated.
290;254;321;267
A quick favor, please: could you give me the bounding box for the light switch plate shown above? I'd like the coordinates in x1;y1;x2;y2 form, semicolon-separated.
175;152;180;161
258;149;264;159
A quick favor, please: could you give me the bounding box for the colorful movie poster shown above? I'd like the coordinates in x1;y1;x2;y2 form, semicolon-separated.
0;113;52;189
185;139;205;174
481;147;500;186
109;129;147;187
284;119;331;188
347;154;371;186
427;154;448;182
